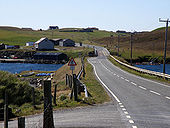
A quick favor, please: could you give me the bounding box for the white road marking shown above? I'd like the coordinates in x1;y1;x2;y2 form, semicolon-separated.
165;96;170;100
121;77;124;79
126;115;131;118
129;120;134;124
138;86;147;90
131;82;137;85
149;90;161;96
132;126;138;128
120;105;124;108
117;75;119;77
124;111;129;114
122;108;126;111
88;60;121;103
109;56;170;88
125;79;129;82
119;102;122;105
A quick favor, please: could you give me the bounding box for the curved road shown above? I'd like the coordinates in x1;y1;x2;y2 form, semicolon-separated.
1;45;170;128
88;46;170;128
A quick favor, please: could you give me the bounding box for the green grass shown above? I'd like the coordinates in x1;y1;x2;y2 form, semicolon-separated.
9;56;111;117
82;59;111;104
108;56;170;84
0;27;112;46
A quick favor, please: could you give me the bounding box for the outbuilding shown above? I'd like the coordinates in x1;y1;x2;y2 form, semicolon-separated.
34;37;54;50
59;39;75;47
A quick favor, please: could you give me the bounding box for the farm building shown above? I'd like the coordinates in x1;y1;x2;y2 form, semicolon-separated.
26;42;34;46
34;37;54;50
49;39;63;45
59;39;75;47
49;26;59;30
33;52;68;61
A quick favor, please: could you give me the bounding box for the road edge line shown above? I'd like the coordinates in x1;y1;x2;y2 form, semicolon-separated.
88;59;120;103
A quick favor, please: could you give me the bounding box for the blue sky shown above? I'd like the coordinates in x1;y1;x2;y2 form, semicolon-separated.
0;0;170;31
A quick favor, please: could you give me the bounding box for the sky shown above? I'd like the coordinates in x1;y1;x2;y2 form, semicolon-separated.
0;0;170;32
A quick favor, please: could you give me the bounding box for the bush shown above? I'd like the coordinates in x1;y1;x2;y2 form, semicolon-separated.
0;71;41;106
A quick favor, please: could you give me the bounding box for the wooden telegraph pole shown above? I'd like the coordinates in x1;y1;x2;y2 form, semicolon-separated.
159;18;170;74
4;91;8;128
130;33;133;65
43;79;54;128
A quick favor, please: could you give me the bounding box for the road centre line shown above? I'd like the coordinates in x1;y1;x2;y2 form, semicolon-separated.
126;115;131;118
120;105;124;108
125;79;130;82
131;82;137;85
121;77;124;79
90;59;137;128
149;90;161;96
165;96;170;100
138;86;147;90
122;108;126;111
124;111;129;114
129;120;134;124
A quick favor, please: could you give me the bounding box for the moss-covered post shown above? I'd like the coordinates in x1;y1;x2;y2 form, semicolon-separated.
43;79;54;128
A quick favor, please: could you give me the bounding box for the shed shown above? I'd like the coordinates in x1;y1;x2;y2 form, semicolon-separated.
59;39;75;47
33;52;68;61
34;37;54;50
49;26;59;30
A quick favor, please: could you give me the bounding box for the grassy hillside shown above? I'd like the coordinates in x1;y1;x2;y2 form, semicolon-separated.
0;26;113;46
94;28;170;63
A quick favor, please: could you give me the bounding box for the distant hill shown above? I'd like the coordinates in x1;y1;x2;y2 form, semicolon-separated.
0;26;112;46
94;27;170;62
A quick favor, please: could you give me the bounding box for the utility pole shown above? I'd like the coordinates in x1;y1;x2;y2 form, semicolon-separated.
159;18;170;74
4;91;8;128
130;33;133;65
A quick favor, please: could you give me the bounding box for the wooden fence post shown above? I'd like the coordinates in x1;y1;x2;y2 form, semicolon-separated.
53;84;57;106
69;75;72;88
4;91;8;128
18;117;25;128
32;87;36;108
43;79;54;128
66;74;68;85
73;74;78;101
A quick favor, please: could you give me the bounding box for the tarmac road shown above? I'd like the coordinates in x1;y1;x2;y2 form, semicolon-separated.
88;46;170;128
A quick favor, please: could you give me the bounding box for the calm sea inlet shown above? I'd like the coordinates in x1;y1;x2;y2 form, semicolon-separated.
135;64;170;75
0;63;64;74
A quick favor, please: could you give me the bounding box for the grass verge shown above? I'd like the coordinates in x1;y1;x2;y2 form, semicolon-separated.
10;57;110;118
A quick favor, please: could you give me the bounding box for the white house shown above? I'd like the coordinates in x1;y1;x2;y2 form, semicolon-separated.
34;37;54;50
